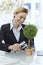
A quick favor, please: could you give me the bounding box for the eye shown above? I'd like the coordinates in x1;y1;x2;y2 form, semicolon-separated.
20;16;26;20
20;16;23;19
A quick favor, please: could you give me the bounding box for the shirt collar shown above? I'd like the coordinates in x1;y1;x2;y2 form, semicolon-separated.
10;22;22;31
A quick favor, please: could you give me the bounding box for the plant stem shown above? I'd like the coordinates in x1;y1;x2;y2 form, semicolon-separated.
28;39;30;48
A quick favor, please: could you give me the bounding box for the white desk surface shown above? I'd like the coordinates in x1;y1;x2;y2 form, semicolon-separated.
0;50;43;65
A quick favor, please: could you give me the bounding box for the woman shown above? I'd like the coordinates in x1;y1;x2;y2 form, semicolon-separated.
0;7;34;52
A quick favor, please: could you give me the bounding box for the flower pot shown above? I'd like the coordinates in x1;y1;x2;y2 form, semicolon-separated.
25;48;33;56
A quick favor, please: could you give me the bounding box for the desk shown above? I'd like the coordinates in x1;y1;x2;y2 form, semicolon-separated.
0;50;43;65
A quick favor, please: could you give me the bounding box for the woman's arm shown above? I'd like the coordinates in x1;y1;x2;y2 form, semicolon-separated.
0;24;11;52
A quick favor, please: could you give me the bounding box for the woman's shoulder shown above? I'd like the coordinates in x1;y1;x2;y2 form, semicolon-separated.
1;23;10;30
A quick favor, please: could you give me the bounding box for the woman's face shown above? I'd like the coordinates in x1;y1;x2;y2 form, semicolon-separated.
13;12;27;28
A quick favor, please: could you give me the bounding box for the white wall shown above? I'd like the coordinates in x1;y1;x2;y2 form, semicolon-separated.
34;29;43;51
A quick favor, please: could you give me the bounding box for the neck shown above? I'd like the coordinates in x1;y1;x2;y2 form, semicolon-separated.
13;24;19;30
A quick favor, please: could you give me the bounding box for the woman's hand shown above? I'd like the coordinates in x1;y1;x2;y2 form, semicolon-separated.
8;43;20;52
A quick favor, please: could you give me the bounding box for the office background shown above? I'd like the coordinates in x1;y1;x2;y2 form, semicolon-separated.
0;0;42;28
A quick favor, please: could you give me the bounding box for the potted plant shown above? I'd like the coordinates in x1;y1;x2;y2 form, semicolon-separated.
23;24;38;55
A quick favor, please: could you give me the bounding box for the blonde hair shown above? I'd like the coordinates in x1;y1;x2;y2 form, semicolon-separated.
13;7;28;14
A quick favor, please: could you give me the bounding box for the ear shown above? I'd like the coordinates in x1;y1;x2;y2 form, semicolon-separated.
13;12;16;18
13;14;15;18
